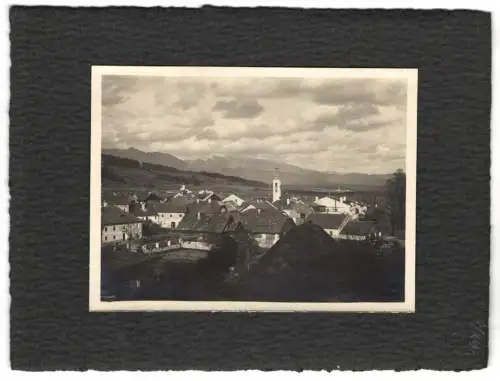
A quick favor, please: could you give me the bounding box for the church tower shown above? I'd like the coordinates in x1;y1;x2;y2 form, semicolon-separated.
272;168;281;203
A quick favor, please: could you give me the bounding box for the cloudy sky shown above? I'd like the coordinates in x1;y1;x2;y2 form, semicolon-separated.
101;74;408;173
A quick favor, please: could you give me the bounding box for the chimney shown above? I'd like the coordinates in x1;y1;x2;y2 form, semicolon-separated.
196;199;200;204
286;198;290;206
197;212;201;221
257;208;261;215
315;196;319;202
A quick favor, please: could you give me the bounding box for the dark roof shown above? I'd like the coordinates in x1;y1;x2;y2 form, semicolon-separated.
204;212;244;233
145;193;163;202
239;223;384;302
272;199;288;209
341;220;377;236
306;214;347;229
130;203;158;217
252;199;278;211
134;191;151;201
103;194;130;205
157;199;224;216
202;200;226;213
154;200;191;213
238;208;294;234
312;203;326;209
176;206;211;232
102;206;142;225
176;207;238;233
239;201;251;209
274;199;313;214
185;200;225;215
197;191;222;202
176;203;294;235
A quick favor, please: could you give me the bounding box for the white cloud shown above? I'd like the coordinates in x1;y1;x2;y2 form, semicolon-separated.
101;75;408;173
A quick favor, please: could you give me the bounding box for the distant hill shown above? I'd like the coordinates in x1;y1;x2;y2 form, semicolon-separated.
101;154;267;189
103;147;188;170
103;147;391;188
189;155;391;188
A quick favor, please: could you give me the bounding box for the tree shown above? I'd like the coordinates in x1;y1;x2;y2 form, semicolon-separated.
142;220;163;237
386;169;406;236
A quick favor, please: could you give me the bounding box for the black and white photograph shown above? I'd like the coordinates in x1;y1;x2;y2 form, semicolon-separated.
90;66;417;312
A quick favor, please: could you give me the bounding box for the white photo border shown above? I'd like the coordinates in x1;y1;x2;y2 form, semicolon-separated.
89;66;418;313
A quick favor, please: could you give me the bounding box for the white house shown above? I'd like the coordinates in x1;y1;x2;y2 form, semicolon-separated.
154;201;188;229
313;196;351;214
222;194;246;207
102;206;143;244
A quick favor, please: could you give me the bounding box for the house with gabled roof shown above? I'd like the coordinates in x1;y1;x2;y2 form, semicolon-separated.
154;199;193;229
273;198;314;225
237;208;296;248
102;193;132;213
198;190;222;202
102;206;143;244
338;219;378;241
175;201;295;249
129;201;160;225
306;213;349;238
222;194;246;207
239;201;256;213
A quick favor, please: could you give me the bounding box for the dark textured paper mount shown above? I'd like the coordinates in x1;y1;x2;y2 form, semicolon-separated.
9;6;491;371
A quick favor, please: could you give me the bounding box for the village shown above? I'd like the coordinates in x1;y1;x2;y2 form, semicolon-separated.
100;170;405;302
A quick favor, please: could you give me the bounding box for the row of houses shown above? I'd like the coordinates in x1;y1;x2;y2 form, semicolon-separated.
101;179;378;251
101;189;296;249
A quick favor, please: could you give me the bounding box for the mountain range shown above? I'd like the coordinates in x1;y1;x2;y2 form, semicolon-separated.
103;147;391;188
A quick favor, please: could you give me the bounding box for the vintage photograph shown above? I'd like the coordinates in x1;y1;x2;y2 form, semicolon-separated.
90;66;417;312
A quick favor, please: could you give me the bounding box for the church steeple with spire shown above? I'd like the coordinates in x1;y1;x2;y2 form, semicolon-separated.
272;167;281;203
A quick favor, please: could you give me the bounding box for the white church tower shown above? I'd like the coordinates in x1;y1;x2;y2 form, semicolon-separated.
272;168;281;203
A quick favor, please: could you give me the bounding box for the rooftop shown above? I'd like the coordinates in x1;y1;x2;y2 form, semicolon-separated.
102;206;142;226
273;199;313;214
238;208;294;234
341;220;377;236
154;199;192;213
130;203;158;217
306;214;347;229
176;206;294;235
176;209;242;233
102;193;131;205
